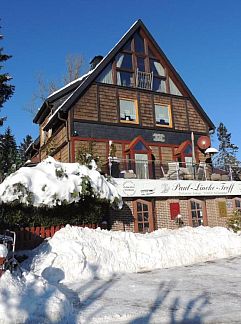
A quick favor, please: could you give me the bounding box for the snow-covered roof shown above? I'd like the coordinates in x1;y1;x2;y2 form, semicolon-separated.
47;70;93;99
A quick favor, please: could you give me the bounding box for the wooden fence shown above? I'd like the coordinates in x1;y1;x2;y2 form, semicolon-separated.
8;224;97;250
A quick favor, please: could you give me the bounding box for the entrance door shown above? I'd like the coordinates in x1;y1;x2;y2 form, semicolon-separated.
135;153;149;179
133;199;154;233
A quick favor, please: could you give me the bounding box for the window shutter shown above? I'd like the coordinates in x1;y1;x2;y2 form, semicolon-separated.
170;202;180;220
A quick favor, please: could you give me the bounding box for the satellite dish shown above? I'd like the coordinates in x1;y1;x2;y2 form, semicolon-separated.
197;136;211;150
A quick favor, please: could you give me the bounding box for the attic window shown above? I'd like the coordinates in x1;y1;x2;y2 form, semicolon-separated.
122;39;132;51
96;63;113;84
150;59;165;77
134;32;145;53
169;77;182;96
116;53;132;69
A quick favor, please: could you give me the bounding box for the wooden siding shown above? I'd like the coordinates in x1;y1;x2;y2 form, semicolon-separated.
187;101;207;132
40;125;68;160
71;83;209;135
73;140;107;162
73;84;98;121
100;86;118;123
139;92;153;127
160;146;173;162
171;97;189;131
53;143;69;162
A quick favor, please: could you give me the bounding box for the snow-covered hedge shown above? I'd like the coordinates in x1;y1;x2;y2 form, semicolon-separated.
0;157;122;208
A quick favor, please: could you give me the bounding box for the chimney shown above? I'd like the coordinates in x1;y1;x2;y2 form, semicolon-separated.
89;55;103;70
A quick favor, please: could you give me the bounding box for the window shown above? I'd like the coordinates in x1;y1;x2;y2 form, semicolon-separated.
134;31;145;53
119;99;138;124
169;77;182;96
234;199;241;211
117;71;134;87
116;53;132;69
133;199;154;233
190;199;206;227
96;63;113;84
153;77;166;92
150;59;165;77
155;104;172;127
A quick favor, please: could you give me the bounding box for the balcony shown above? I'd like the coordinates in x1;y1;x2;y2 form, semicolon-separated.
105;158;241;181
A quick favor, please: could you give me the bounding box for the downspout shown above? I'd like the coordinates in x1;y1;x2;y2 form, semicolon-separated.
57;111;70;161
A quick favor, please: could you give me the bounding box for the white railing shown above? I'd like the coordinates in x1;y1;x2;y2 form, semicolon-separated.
106;158;241;181
136;69;153;90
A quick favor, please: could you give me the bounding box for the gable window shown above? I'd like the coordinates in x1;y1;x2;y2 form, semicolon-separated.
134;31;145;53
119;99;138;124
116;53;132;69
155;104;172;127
169;77;182;96
96;63;113;84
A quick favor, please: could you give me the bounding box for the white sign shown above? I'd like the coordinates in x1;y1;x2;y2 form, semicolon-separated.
114;179;241;198
153;133;165;142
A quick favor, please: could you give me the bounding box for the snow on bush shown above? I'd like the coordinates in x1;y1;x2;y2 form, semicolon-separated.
0;271;72;323
0;157;121;207
25;225;241;283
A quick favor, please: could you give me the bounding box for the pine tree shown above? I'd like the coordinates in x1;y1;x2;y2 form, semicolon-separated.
0;127;18;180
18;134;33;165
214;122;240;175
0;26;14;125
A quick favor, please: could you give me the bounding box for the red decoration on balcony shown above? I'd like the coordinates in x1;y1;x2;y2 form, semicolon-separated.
170;202;180;220
197;136;211;150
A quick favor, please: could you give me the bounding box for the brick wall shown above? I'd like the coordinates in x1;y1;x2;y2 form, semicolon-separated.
110;200;134;231
109;196;241;232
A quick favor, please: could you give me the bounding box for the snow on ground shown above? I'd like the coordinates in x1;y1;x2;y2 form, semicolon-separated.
0;271;72;323
25;225;241;283
2;226;241;323
68;255;241;323
0;157;121;207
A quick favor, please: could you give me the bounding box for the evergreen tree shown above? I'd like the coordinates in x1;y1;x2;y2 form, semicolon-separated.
214;122;240;172
0;127;18;180
0;25;14;125
18;134;33;165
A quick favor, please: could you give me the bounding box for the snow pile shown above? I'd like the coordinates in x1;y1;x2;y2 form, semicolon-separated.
0;157;121;207
0;271;72;323
26;225;241;283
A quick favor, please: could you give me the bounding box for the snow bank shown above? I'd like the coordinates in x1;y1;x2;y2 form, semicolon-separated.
0;157;121;207
26;225;241;283
0;271;72;323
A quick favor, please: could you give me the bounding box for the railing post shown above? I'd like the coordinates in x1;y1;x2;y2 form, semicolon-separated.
229;165;233;181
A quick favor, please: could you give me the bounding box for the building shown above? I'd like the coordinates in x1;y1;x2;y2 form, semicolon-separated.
30;19;241;232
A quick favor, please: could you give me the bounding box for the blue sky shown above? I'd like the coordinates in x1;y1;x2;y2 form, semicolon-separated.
1;0;241;157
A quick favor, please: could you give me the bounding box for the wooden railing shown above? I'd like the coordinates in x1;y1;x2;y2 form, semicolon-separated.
6;224;97;250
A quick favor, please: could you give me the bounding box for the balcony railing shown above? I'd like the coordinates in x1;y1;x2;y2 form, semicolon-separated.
104;158;241;181
136;69;153;90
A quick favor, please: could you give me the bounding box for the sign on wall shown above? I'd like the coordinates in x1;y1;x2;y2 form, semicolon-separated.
115;179;241;198
218;201;228;217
